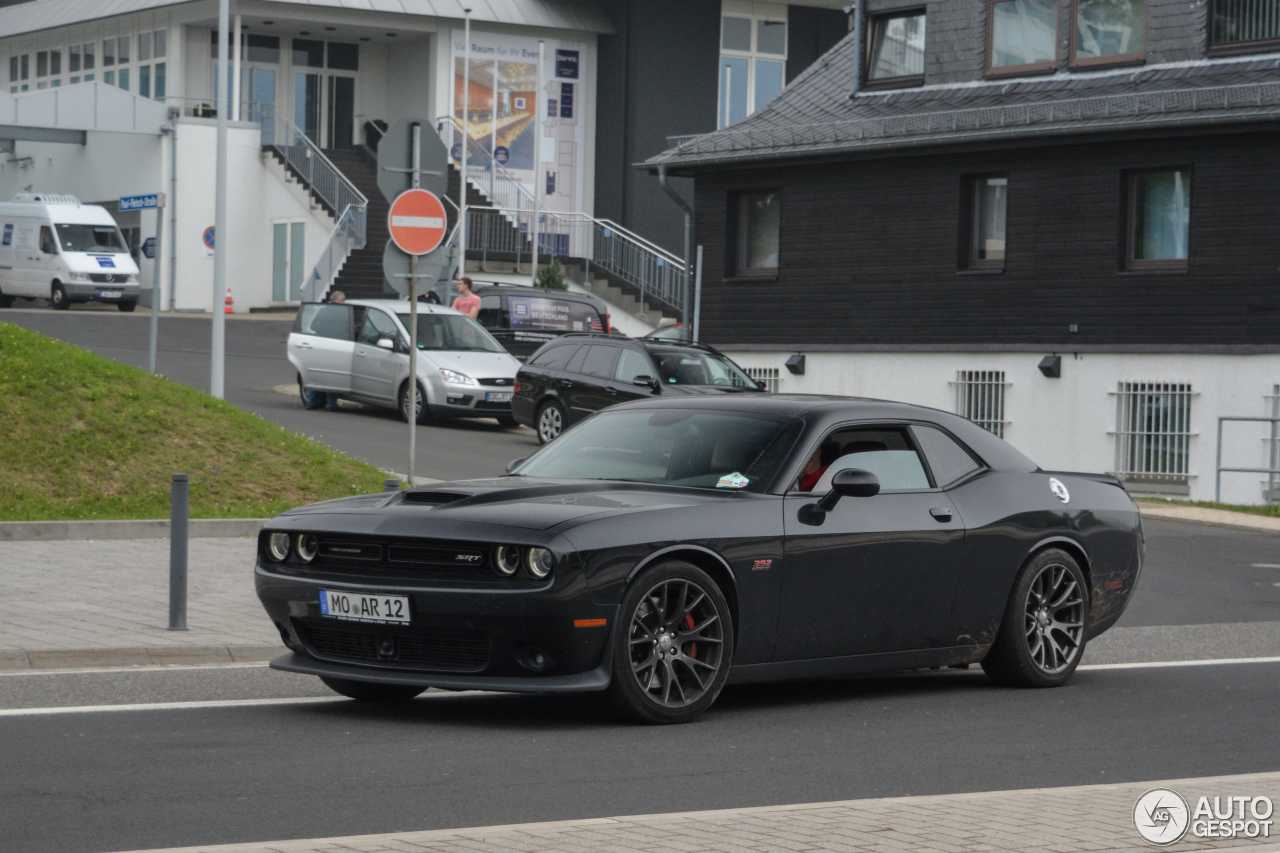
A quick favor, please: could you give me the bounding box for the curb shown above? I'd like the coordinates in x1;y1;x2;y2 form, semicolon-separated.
0;518;268;542
1137;502;1280;534
0;644;283;672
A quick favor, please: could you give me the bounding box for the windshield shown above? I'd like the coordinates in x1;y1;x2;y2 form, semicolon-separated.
396;312;507;353
648;348;761;389
55;224;128;254
513;409;802;492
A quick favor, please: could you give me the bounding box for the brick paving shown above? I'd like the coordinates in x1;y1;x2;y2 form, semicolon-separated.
115;772;1280;853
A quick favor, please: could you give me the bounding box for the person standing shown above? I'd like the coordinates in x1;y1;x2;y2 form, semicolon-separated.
451;277;481;319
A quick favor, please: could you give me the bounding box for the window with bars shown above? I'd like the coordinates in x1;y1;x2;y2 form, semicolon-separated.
1212;0;1280;51
953;370;1008;437
744;366;779;393
1113;382;1194;482
1266;385;1280;503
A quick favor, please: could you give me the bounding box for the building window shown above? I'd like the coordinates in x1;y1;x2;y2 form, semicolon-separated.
36;51;47;78
867;10;926;86
292;38;325;68
731;190;781;276
104;70;115;86
118;68;130;91
83;43;95;71
50;49;61;76
139;32;152;62
103;39;115;67
154;30;167;59
962;175;1008;270
1073;0;1145;65
954;370;1009;438
69;44;80;73
139;65;150;98
1114;382;1193;485
247;35;281;64
1126;168;1190;271
718;2;787;128
327;42;359;71
20;53;28;80
988;0;1057;75
154;62;166;99
1212;0;1280;50
8;56;15;83
744;366;780;392
117;36;130;65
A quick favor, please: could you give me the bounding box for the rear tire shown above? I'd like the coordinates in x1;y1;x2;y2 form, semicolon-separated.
319;676;425;703
399;380;432;425
981;548;1089;688
50;282;70;310
535;399;566;445
117;300;137;313
607;560;734;724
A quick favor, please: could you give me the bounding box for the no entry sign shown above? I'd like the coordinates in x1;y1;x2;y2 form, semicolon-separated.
388;189;447;256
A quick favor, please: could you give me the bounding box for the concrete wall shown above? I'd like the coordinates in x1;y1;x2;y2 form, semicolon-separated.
720;349;1280;505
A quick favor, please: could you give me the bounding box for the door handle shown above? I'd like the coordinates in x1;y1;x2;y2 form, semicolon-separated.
561;379;573;388
606;387;617;395
356;350;366;357
929;507;953;522
296;341;312;348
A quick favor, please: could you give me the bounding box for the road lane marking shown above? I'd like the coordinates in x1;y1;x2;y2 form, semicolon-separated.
1079;655;1280;671
0;696;345;716
0;662;272;677
1252;563;1280;568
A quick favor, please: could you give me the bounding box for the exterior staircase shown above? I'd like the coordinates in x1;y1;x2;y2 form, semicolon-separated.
322;147;390;301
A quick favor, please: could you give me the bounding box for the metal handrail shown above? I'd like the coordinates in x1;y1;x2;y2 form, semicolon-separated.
271;114;368;223
303;204;365;303
1215;415;1280;502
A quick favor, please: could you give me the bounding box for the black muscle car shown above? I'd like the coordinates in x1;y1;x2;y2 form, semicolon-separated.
255;396;1144;724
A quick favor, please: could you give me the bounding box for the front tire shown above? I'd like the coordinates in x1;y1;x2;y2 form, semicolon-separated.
50;282;70;310
399;380;431;424
608;561;734;724
319;676;425;703
535;399;566;445
981;548;1089;687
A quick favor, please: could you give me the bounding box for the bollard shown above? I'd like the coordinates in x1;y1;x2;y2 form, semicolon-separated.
168;473;189;631
383;478;401;493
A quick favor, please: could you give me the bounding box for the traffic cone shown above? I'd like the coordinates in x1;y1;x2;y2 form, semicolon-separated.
224;287;234;314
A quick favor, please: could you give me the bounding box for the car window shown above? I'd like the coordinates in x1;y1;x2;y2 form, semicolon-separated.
648;348;759;388
580;345;618;378
39;226;57;255
297;303;352;341
614;348;654;383
529;343;578;369
55;223;128;254
477;295;505;329
564;345;588;374
358;308;400;346
508;294;605;332
395;311;507;353
912;425;982;487
804;427;932;492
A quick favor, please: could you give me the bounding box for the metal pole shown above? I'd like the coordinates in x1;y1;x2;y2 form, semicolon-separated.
211;0;230;399
460;9;471;281
231;13;242;121
531;39;543;287
148;193;165;373
1215;416;1223;503
168;473;189;631
407;122;421;488
723;64;731;128
491;57;498;200
168;111;179;312
693;244;703;343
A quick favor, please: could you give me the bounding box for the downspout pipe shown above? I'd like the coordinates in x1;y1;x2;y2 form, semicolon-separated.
657;164;694;331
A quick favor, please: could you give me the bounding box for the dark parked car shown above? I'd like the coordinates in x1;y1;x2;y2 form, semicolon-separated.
642;323;688;341
512;333;763;444
473;284;612;360
255;395;1143;724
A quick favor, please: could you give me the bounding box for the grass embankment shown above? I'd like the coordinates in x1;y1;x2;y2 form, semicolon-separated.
0;321;388;520
1138;497;1280;518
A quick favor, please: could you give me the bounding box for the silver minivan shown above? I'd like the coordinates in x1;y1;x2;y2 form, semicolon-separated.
288;299;522;425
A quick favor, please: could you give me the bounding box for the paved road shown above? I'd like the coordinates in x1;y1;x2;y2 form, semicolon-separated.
0;307;538;482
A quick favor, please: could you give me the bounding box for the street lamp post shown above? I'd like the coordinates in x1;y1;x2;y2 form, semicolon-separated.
211;0;230;399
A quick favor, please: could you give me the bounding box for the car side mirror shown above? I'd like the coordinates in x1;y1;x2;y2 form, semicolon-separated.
632;375;659;391
376;338;395;350
799;468;881;526
506;456;527;474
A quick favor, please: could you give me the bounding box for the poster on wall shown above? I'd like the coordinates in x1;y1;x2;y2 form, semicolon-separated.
450;30;586;218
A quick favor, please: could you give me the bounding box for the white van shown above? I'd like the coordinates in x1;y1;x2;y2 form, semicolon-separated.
0;194;141;311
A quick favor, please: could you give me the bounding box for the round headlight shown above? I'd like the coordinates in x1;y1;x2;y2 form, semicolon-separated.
526;547;554;579
267;532;291;562
494;545;521;576
296;534;318;563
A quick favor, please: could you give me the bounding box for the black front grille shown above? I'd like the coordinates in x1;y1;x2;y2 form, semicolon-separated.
299;623;489;671
89;273;127;284
479;377;514;387
402;491;469;505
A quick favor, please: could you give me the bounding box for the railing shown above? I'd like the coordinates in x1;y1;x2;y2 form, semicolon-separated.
437;114;537;214
303;205;363;303
1215;416;1280;503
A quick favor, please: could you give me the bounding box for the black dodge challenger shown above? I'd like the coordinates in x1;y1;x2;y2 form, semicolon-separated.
255;396;1144;724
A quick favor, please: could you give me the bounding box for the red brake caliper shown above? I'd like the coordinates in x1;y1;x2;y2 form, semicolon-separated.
684;613;697;659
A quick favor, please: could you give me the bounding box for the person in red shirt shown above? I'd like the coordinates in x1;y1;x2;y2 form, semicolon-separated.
451;276;481;319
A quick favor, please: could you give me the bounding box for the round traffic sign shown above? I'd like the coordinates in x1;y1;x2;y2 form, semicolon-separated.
387;189;447;256
493;145;510;165
203;226;215;249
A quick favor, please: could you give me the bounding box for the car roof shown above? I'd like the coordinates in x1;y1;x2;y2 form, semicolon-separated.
471;283;605;307
600;394;1040;473
547;332;721;353
342;298;463;316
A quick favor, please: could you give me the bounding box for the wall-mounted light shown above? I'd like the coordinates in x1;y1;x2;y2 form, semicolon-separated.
785;354;806;376
1038;355;1061;378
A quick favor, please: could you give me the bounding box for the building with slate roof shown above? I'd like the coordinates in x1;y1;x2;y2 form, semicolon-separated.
647;0;1280;504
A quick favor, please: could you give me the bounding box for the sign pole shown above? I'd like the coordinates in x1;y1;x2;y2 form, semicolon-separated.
211;0;230;399
149;195;165;374
531;39;543;288
459;8;471;295
490;57;498;200
407;123;421;488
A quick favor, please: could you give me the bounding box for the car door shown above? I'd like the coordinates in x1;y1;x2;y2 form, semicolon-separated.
776;424;966;661
607;346;660;404
289;303;355;392
351;306;405;402
563;343;619;423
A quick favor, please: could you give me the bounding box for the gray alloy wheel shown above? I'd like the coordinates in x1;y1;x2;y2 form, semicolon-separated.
319;676;425;703
399;380;431;424
50;281;70;310
536;400;565;445
982;548;1088;687
609;561;734;724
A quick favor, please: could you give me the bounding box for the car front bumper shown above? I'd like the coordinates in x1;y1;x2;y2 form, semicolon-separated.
426;378;515;418
64;282;139;302
255;564;615;690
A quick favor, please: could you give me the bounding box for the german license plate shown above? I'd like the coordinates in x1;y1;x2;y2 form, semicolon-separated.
318;589;410;625
99;290;122;299
485;391;512;403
